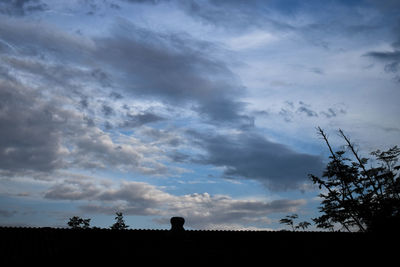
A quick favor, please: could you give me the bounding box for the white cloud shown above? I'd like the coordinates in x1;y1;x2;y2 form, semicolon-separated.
227;30;279;50
44;176;306;229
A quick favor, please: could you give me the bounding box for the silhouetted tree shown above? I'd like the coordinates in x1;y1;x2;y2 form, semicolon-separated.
67;216;91;229
279;214;311;231
296;221;311;230
309;127;400;232
279;214;298;231
110;212;129;230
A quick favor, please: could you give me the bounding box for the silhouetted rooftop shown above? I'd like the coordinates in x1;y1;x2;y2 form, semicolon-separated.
0;217;396;264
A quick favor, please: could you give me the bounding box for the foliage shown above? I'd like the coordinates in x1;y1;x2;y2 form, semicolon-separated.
309;127;400;232
67;216;91;229
279;214;311;231
110;212;129;230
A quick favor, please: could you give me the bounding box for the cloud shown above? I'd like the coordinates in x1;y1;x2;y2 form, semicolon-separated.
177;0;295;32
0;18;198;178
0;0;48;16
0;77;173;178
0;80;69;175
276;101;346;122
165;193;306;229
0;208;17;217
45;177;172;215
366;49;400;82
94;19;251;126
297;104;318;117
186;130;324;191
363;2;400;81
120;112;165;128
62;122;175;176
0;16;95;60
44;176;306;229
0;15;253;128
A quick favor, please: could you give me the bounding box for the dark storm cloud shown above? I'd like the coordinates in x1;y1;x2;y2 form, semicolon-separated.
187;130;323;190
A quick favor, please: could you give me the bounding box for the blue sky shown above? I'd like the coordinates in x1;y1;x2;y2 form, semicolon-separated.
0;0;399;230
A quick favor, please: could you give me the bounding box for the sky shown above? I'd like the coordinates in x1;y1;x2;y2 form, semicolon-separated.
0;0;399;230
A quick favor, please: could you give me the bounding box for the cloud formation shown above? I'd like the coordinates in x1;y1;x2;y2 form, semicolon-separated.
187;130;324;190
93;20;251;126
1;0;399;229
0;0;47;16
45;176;306;229
0;80;69;175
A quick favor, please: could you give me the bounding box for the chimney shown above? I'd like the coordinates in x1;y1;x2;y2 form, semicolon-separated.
170;217;185;232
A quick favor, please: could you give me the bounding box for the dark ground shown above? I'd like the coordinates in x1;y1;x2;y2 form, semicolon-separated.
0;227;397;264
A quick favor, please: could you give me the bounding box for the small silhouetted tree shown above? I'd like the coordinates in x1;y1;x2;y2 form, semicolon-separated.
296;221;311;230
279;214;311;231
67;216;91;229
309;127;400;232
110;212;129;230
279;214;298;231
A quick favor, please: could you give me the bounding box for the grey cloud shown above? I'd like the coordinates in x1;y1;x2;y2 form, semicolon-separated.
178;0;294;33
101;104;114;117
44;178;102;201
279;108;293;123
45;179;170;216
0;81;69;175
194;97;254;127
68;121;180;176
0;209;17;217
320;108;337;118
0;16;251;127
122;0;164;3
309;67;325;75
94;20;250;126
0;77;171;178
366;50;400;82
0;0;47;16
104;121;113;130
165;193;306;229
364;8;400;81
367;0;400;12
384;62;400;73
187;130;323;191
44;177;306;228
120;112;165;128
278;101;346;122
109;91;123;100
91;68;112;87
169;150;190;163
366;51;400;61
137;127;182;147
0;17;94;60
297;106;318;117
320;107;346;118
